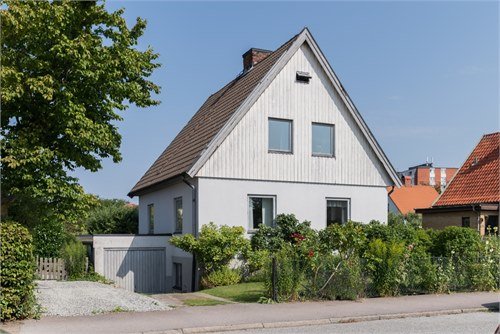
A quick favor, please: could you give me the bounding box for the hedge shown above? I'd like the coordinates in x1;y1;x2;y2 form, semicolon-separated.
0;221;37;321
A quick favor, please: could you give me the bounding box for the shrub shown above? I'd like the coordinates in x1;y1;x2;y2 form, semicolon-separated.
251;214;317;252
85;198;138;234
61;240;87;278
201;267;241;288
430;226;482;257
32;219;66;258
264;244;306;301
242;249;269;280
170;223;249;287
364;238;406;297
0;221;37;321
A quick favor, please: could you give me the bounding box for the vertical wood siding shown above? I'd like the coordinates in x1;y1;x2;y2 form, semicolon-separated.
103;248;166;293
197;44;391;187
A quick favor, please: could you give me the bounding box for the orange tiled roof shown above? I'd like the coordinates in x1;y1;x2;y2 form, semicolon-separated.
388;185;439;214
433;132;500;207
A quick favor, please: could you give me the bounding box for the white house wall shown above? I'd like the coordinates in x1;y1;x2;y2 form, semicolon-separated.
138;180;195;238
196;43;392;187
197;177;388;232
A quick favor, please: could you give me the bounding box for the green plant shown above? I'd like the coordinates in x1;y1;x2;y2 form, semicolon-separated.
85;198;138;234
31;219;66;258
0;221;37;321
201;267;241;288
61;240;87;279
170;223;249;287
364;238;406;297
430;226;482;257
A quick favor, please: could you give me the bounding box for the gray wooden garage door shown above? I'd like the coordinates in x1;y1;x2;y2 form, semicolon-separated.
103;248;166;293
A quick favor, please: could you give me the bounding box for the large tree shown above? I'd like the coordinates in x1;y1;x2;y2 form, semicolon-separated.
1;0;160;228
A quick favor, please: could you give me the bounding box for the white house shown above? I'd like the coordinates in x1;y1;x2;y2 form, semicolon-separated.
127;28;401;292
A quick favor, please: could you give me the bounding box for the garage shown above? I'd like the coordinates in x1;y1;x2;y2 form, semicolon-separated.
103;248;166;293
92;235;173;293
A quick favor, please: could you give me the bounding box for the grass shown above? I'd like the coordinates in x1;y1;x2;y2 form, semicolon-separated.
202;282;266;303
182;298;228;306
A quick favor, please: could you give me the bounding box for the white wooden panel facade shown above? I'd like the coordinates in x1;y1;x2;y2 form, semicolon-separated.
197;43;391;187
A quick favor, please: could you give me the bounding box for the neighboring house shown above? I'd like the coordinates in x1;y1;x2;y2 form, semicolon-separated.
388;178;439;215
416;132;499;235
127;28;401;292
398;162;458;191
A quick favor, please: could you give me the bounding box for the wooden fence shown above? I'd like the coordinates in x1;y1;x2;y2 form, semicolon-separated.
36;257;89;280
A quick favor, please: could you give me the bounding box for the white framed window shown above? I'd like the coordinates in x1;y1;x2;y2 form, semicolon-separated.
173;263;182;290
326;198;350;225
268;118;292;153
148;204;155;234
248;195;276;230
312;123;335;156
174;197;183;233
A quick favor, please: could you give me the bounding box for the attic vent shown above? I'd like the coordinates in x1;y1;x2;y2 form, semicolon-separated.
471;157;479;167
296;71;312;83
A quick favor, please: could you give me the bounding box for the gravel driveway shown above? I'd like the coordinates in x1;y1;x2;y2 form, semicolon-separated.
36;280;170;316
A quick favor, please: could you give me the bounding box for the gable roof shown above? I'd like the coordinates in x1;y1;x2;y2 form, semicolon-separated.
432;132;500;207
129;28;401;197
388;185;439;214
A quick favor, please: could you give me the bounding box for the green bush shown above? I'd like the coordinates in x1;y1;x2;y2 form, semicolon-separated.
32;219;66;258
242;249;269;280
61;240;87;279
85;198;138;234
251;214;317;252
430;226;482;257
201;267;241;288
264;244;306;301
364;238;406;297
0;221;37;321
170;223;249;287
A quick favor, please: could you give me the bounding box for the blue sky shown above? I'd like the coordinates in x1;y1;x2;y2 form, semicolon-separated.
74;1;499;202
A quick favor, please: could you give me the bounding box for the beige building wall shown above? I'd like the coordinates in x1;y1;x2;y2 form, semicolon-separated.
422;210;498;235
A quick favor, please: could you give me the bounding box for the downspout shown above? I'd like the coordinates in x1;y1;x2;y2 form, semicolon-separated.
182;175;198;292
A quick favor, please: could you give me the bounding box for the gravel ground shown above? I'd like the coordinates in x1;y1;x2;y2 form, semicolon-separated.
36;280;170;316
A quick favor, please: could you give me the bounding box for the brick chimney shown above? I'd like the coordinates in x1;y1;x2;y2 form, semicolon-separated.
242;48;272;72
403;175;412;187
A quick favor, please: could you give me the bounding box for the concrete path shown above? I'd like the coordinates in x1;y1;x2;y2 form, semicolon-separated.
8;292;500;334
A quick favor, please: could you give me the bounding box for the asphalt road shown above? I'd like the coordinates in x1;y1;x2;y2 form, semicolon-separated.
221;312;500;334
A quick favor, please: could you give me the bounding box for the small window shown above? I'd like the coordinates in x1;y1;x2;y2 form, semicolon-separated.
327;199;350;225
312;123;334;156
462;217;470;228
174;197;183;233
148;204;155;234
269;118;292;153
173;263;182;290
248;196;276;230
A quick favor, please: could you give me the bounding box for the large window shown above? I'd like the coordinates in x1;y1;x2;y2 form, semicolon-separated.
269;118;292;153
312;123;334;156
248;196;276;230
326;199;349;225
174;197;183;233
148;204;155;234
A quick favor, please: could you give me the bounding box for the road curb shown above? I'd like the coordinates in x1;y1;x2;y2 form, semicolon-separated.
142;307;496;334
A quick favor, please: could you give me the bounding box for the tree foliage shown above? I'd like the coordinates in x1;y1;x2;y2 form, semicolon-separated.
85;198;138;234
0;0;160;227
